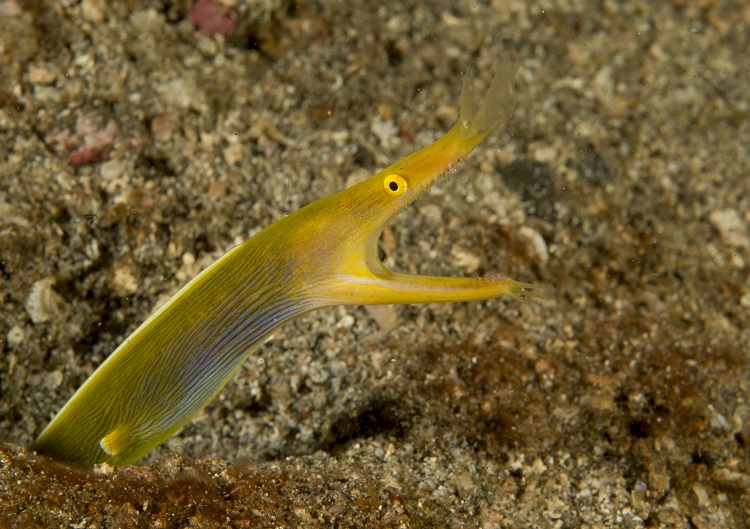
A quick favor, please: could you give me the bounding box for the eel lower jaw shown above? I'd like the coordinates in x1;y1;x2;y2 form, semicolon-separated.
315;232;536;307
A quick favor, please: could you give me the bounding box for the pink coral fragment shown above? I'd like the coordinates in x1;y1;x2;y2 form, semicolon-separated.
66;118;118;166
68;146;106;166
0;0;22;17
189;0;238;38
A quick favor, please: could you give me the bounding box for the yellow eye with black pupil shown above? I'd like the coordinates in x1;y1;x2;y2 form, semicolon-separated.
384;174;407;196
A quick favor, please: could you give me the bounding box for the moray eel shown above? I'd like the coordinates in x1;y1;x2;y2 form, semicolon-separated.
32;60;534;466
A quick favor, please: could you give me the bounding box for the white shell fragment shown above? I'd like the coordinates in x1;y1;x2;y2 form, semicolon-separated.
24;277;68;324
517;225;549;265
709;209;749;249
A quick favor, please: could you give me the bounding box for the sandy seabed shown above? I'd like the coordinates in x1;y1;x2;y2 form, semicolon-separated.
1;1;749;527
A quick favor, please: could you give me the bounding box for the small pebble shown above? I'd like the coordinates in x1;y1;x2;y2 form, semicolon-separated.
0;0;22;17
25;278;67;324
338;314;355;329
93;462;115;476
222;142;243;165
28;63;56;84
709;209;749;249
100;159;126;181
6;325;24;348
451;245;481;274
151;113;175;142
517;225;549;265
81;0;104;23
364;304;398;331
111;267;139;296
371;117;397;147
46;370;63;389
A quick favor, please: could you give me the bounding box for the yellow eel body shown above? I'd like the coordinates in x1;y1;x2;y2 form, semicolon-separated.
32;60;534;466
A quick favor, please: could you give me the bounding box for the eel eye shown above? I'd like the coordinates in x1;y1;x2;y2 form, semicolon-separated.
383;174;407;196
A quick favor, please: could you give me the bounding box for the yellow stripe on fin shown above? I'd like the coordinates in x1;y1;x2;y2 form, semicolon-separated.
99;423;133;457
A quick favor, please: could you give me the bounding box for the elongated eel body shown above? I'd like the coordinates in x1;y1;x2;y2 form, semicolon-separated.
32;60;534;466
